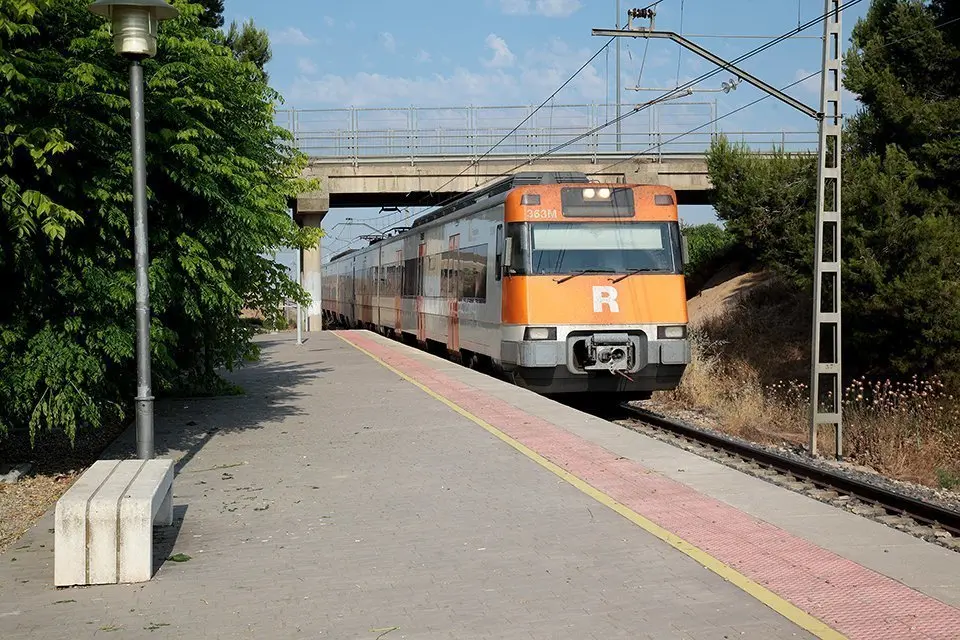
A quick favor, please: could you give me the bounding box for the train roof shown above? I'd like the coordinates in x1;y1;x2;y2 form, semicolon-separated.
324;172;594;265
328;248;359;262
409;171;591;230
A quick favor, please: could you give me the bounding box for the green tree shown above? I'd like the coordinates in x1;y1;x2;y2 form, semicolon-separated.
705;136;816;284
194;0;223;28
0;0;320;443
841;0;960;382
843;148;960;380
704;0;960;385
223;18;271;77
845;0;960;198
680;222;739;294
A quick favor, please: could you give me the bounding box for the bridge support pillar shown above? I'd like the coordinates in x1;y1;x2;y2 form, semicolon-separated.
295;188;329;332
300;213;324;331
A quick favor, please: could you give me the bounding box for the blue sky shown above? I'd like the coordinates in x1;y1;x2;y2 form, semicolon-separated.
219;0;871;264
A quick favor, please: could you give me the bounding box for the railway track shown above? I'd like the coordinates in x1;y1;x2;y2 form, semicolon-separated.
616;404;960;550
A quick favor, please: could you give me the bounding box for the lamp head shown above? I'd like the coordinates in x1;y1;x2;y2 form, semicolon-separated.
88;0;179;59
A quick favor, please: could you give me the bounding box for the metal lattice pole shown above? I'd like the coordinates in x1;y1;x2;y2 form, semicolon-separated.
809;0;843;458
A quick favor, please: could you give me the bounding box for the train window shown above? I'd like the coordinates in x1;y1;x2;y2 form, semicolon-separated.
532;224;664;251
495;224;504;281
402;257;419;297
459;244;488;301
529;222;681;275
441;250;460;298
506;223;528;275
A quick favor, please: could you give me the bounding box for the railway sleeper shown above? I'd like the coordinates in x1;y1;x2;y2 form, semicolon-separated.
807;488;840;501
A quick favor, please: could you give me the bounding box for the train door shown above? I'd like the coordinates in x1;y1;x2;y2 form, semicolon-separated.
373;247;381;328
394;249;403;331
349;257;357;324
416;241;426;344
447;233;460;352
477;219;505;364
493;222;505;324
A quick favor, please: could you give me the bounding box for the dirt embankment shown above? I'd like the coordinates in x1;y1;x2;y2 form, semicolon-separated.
686;266;776;328
656;265;960;491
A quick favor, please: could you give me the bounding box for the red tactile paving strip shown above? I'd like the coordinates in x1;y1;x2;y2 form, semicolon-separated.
339;331;960;640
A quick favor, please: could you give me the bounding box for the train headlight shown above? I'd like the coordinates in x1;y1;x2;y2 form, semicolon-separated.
657;325;687;339
583;188;596;199
524;327;557;341
597;188;611;199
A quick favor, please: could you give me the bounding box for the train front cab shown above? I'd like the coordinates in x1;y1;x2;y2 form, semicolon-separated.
497;183;691;400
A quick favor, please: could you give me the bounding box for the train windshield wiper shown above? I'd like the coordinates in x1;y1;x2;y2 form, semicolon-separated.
611;268;659;284
554;268;615;284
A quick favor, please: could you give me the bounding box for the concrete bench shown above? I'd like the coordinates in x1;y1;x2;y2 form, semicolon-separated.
54;458;174;587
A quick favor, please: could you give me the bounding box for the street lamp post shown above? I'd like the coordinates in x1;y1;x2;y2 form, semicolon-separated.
87;0;179;460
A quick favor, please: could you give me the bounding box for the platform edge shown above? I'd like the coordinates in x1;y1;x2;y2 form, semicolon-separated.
333;331;848;640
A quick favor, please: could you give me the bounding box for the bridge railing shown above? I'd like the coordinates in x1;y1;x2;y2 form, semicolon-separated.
274;103;818;163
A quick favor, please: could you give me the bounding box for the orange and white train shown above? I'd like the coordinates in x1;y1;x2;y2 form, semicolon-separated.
320;171;691;401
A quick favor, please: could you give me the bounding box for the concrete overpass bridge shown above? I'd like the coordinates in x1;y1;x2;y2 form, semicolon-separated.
276;102;817;326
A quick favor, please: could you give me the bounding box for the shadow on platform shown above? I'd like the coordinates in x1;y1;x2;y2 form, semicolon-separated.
100;338;334;477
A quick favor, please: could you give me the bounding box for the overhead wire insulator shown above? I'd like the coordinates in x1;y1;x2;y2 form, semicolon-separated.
627;8;656;31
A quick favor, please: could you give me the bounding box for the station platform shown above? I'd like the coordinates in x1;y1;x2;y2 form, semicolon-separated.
1;329;959;639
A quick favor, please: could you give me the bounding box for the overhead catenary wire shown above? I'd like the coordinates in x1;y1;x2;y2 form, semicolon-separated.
422;37;615;200
336;0;867;252
401;0;682;216
334;2;959;261
468;0;867;192
601;70;822;176
597;13;960;175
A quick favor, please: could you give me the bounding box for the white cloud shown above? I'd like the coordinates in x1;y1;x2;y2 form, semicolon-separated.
415;49;432;63
499;0;582;17
380;32;397;53
289;34;608;108
482;34;515;68
323;16;335;27
272;27;313;46
290;69;520;108
298;58;318;74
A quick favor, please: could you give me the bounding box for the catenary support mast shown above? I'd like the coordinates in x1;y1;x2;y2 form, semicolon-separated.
594;1;844;459
809;0;843;458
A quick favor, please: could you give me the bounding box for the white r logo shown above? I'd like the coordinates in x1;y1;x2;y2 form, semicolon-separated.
592;286;620;313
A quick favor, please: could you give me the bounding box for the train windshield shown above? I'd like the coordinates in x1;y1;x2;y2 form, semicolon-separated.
514;222;682;275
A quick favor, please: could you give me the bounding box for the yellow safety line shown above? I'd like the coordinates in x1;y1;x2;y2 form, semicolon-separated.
334;332;847;640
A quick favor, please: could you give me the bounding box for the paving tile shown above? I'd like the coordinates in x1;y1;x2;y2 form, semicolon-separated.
0;332;817;640
343;329;960;640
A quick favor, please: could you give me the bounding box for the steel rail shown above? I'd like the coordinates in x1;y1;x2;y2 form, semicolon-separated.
620;404;960;538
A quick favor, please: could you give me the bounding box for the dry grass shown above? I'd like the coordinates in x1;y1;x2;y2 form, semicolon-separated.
0;418;129;553
0;471;79;553
654;274;960;490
